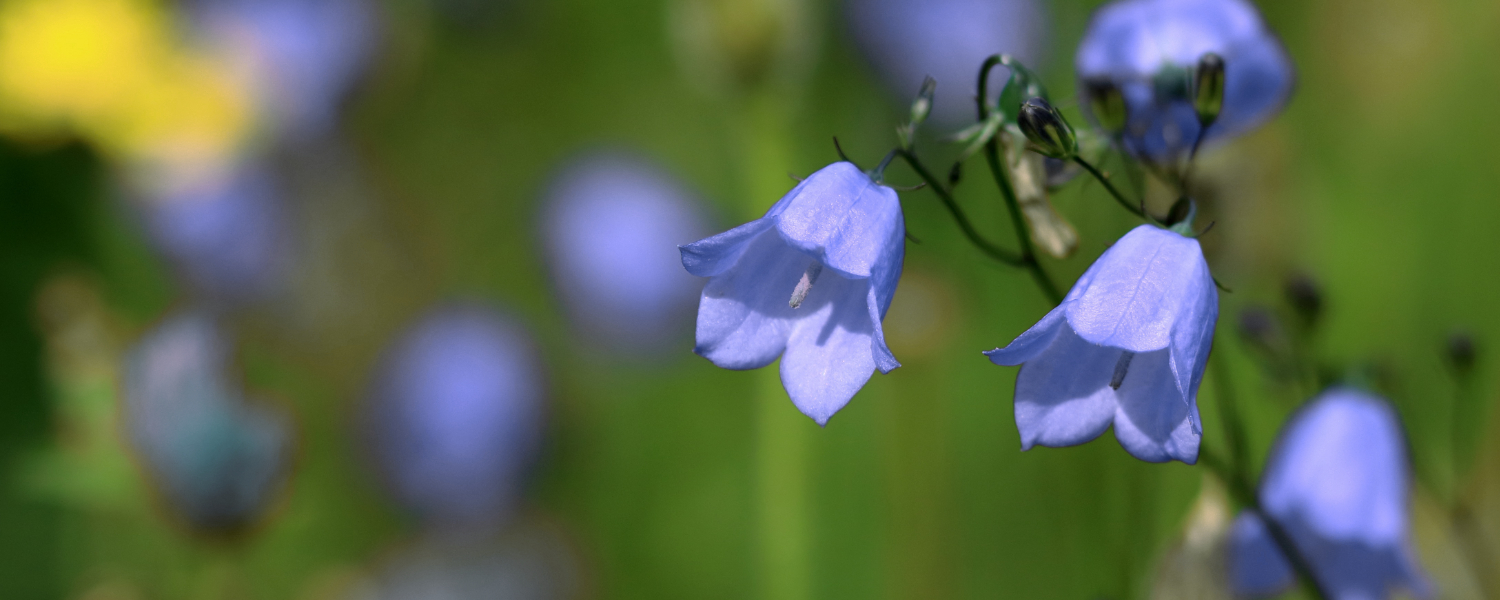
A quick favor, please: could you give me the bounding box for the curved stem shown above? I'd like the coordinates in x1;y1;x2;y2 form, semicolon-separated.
975;55;1063;306
1073;156;1148;220
897;150;1025;267
1199;447;1333;600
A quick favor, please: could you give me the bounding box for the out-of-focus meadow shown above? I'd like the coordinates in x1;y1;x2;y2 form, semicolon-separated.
2;0;1500;598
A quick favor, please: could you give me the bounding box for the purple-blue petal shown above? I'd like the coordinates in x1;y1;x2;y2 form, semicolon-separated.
1065;225;1214;353
775;162;904;280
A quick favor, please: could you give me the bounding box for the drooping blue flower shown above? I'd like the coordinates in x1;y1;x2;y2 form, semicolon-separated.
846;0;1048;127
362;303;545;531
541;151;713;358
1075;0;1294;162
189;0;379;142
680;161;904;425
350;520;582;599
120;310;292;532
138;162;290;304
1229;388;1432;600
984;224;1216;463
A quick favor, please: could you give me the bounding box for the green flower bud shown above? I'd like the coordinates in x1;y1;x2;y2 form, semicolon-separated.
1193;53;1226;127
1082;78;1127;135
910;76;936;127
1016;97;1077;159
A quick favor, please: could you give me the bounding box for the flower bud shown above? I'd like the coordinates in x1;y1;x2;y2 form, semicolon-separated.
1283;273;1322;329
910;76;936;127
1446;331;1477;375
1016;97;1077;159
1082;77;1127;135
1193;53;1226;127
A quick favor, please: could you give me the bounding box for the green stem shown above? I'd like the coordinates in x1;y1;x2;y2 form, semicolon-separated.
896;150;1024;266
1211;351;1248;479
1073;156;1147;220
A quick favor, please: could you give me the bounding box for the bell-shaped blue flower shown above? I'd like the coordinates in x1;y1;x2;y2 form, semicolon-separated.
121;310;292;532
541;151;713;358
362;303;546;532
138;162;290;304
984;224;1216;463
1229;388;1432;599
1075;0;1294;162
189;0;379;142
846;0;1048;127
680;161;905;425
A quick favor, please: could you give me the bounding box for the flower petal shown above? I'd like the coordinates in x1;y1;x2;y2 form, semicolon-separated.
1112;347;1199;463
693;230;808;369
1066;225;1209;352
779;273;878;425
983;308;1067;366
680;216;777;278
1011;324;1117;450
1228;512;1296;598
776;162;904;280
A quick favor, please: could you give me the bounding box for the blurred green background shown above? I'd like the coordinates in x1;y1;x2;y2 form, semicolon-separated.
2;0;1500;598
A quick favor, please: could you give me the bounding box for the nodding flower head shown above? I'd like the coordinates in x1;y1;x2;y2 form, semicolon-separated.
1074;0;1293;163
985;225;1217;464
1229;388;1432;600
681;161;905;425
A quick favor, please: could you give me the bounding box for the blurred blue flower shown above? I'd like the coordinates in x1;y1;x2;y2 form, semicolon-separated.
681;161;904;425
1075;0;1293;162
845;0;1048;127
984;225;1215;463
541;151;713;358
121;310;292;532
191;0;379;141
1229;388;1431;599
363;304;545;531
139;162;290;303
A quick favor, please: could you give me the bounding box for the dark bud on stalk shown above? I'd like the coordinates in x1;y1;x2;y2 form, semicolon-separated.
1446;330;1478;375
948;162;963;186
1017;97;1078;159
1193;53;1226;128
1237;307;1284;353
1283;273;1323;328
911;76;936;127
1083;78;1128;136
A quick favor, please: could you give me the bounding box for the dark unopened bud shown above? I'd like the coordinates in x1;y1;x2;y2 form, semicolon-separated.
1237;307;1283;352
1447;331;1478;374
1017;97;1077;159
1083;78;1127;135
910;76;936;127
1193;53;1226;127
1283;273;1322;328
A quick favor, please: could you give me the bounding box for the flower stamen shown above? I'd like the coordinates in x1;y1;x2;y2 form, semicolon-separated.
789;262;824;309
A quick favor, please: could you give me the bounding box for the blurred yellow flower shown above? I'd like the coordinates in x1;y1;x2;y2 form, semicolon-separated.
0;0;253;169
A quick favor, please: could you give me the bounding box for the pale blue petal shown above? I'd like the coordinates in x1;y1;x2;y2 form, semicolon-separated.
692;230;806;369
776;162;905;280
1261;390;1409;545
983;308;1067;366
1011;324;1117;450
1229;512;1296;598
680;217;777;278
779;273;878;425
866;192;906;373
1111;348;1199;463
1065;225;1209;352
1168;242;1217;434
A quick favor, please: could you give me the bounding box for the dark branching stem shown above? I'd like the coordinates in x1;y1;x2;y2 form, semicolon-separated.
897;150;1024;267
976;55;1063;306
1073;156;1148;220
1199;447;1333;600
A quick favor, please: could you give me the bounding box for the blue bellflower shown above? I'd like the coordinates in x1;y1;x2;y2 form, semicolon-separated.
140;162;290;304
121;311;292;531
984;225;1216;463
846;0;1048;127
191;0;378;142
680;161;905;425
1075;0;1294;161
1229;388;1432;599
541;151;712;357
363;303;545;531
